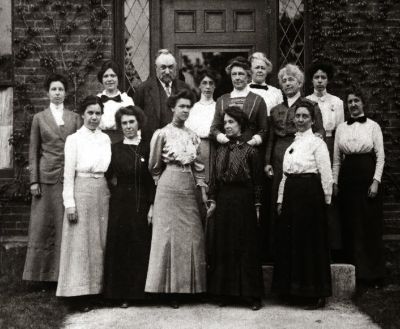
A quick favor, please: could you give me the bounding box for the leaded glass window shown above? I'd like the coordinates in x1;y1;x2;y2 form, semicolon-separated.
124;0;150;94
278;0;305;70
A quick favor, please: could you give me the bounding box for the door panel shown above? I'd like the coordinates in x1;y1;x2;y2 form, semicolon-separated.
161;0;271;97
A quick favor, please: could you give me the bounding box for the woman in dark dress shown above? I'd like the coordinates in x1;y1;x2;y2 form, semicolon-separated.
333;85;385;286
207;106;264;311
273;101;333;309
104;105;155;307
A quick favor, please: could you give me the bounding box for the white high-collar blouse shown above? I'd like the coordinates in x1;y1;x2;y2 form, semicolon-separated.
277;128;333;204
332;118;385;184
63;126;111;208
307;91;344;137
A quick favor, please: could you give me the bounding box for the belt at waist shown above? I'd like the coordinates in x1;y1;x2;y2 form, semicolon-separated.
166;163;192;172
285;172;318;178
77;172;104;178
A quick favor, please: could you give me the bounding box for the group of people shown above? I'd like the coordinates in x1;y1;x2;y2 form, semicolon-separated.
22;48;385;312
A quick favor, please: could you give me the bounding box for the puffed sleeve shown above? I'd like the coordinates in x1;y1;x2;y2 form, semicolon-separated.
332;124;343;184
29;114;41;184
192;134;207;187
148;129;165;185
336;98;345;126
265;111;276;165
209;96;225;141
372;122;385;182
62;135;77;208
249;147;263;205
253;96;268;144
315;139;333;204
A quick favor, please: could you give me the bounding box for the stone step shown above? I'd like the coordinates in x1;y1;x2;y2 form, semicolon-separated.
262;264;356;300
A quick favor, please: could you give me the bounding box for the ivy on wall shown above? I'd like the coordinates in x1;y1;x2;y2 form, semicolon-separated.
309;0;400;200
0;0;110;205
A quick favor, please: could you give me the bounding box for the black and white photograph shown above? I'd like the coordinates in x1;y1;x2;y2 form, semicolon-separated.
0;0;399;328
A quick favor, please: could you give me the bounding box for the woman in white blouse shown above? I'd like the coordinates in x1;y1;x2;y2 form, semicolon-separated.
97;60;135;143
273;101;333;310
306;62;344;257
57;96;111;310
306;62;344;160
185;70;217;184
333;85;385;285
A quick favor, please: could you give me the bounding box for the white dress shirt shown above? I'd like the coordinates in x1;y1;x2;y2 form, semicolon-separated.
97;90;134;130
185;101;216;138
307;91;344;137
248;82;283;116
63;126;111;208
278;128;333;204
332;118;385;184
50;103;65;126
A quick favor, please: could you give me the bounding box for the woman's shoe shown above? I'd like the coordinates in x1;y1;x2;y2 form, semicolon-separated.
169;299;179;309
304;297;325;310
250;298;262;311
120;301;129;308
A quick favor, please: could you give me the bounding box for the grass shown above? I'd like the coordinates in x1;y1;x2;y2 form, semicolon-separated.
354;285;400;329
0;246;69;329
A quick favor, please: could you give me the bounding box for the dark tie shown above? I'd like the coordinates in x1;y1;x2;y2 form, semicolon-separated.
99;94;122;103
164;82;171;97
347;116;367;125
249;84;269;91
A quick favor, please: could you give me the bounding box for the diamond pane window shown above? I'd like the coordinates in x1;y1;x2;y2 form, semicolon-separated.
124;0;150;94
278;0;305;70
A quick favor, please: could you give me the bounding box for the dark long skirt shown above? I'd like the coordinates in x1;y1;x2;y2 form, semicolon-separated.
326;135;342;252
268;135;294;255
338;153;385;281
208;184;264;298
23;182;64;282
104;184;152;299
272;175;332;298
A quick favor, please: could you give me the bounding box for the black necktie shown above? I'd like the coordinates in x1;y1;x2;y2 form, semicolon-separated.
249;84;269;91
347;116;367;125
99;94;122;103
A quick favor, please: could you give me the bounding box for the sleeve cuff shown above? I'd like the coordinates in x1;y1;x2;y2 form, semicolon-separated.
252;135;262;145
373;175;381;183
216;133;227;144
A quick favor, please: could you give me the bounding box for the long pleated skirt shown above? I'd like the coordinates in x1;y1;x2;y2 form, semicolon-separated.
338;153;385;281
56;177;110;297
272;174;332;298
207;184;264;298
23;182;64;281
145;165;206;293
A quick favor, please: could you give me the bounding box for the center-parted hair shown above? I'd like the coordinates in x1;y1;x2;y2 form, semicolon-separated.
78;95;104;115
44;73;69;92
224;106;249;133
167;89;196;109
97;60;121;84
293;100;316;121
115;105;147;130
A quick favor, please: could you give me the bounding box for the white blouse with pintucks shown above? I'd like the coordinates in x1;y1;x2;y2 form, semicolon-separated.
332;118;385;184
97;90;134;130
185;101;216;138
63;126;111;208
306;91;344;137
277;128;333;204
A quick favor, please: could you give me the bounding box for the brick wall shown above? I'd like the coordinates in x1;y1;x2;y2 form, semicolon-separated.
1;0;399;237
0;0;113;236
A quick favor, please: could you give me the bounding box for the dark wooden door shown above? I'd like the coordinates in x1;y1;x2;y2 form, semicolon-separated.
157;0;276;96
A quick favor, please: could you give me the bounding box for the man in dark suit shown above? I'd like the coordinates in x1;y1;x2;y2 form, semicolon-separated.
134;49;190;141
